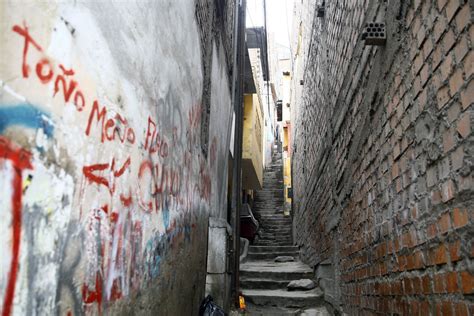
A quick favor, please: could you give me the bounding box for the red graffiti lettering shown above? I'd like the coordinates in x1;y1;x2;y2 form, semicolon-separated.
144;117;156;150
35;58;54;84
12;22;43;78
83;162;109;188
83;157;131;194
0;137;33;316
144;116;168;157
86;100;107;142
54;65;78;103
85;101;135;145
138;160;153;210
74;90;86;112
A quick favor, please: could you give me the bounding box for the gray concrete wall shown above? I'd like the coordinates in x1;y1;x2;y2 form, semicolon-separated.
0;1;234;315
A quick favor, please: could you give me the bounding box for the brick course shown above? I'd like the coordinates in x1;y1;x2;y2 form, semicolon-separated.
291;0;473;314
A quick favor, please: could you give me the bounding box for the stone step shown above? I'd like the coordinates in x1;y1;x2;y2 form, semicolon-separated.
240;277;290;290
258;238;292;243
242;288;324;309
260;221;292;225
261;226;292;231
258;236;292;240
259;216;291;220
244;304;331;316
259;228;291;238
240;261;313;280
260;223;291;227
258;232;292;237
249;245;299;253
247;251;298;260
257;242;293;247
259;218;291;222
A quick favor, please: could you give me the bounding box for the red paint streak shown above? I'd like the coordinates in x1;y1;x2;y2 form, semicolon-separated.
0;137;33;170
109;280;122;301
54;75;78;103
120;193;133;207
12;22;43;78
74;90;86;112
144;117;156;150
35;58;54;84
85;101;106;142
83;163;109;188
59;64;75;76
138;160;153;210
112;157;130;178
82;274;103;313
83;157;131;195
0;137;32;316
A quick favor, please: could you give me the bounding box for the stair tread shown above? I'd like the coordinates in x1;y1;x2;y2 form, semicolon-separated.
242;288;323;298
241;261;312;273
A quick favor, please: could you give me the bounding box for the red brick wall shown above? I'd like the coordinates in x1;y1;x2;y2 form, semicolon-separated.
291;0;473;314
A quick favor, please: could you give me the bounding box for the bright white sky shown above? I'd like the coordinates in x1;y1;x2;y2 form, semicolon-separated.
246;0;294;53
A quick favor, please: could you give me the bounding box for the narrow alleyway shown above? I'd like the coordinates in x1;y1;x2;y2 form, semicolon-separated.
1;0;472;315
240;144;330;315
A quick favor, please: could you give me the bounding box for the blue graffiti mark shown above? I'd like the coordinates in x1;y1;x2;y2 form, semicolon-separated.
0;104;54;138
143;218;195;283
163;197;170;230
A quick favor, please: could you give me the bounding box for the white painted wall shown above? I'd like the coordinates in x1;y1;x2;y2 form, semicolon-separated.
0;1;233;314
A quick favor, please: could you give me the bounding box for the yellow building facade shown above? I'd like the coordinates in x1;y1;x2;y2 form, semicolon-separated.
242;93;264;190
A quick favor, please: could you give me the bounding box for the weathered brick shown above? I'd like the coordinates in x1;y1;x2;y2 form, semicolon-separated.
432;45;444;71
422;275;431;294
440;53;453;81
451;146;464;170
441;179;455;202
437;0;448;12
452;208;468;228
434;273;445;293
455;4;470;32
433;16;447;43
430;245;448;265
447;102;461;123
442;128;455;153
457;112;471;139
423;38;434;60
441;29;456;53
446;272;459;293
449;68;464;96
460;271;473;294
437;85;450;109
454;35;469;62
465;51;474;78
438;301;453;316
460;78;473;110
427;223;438;239
449;240;462;262
438;212;451;233
454;302;469;316
446;0;461;22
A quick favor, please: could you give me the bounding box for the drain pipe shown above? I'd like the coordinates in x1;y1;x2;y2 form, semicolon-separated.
230;0;246;308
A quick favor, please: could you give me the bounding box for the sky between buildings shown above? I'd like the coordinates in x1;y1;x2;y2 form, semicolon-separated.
246;0;294;57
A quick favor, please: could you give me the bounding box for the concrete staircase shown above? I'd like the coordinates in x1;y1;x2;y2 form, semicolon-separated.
240;143;330;315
